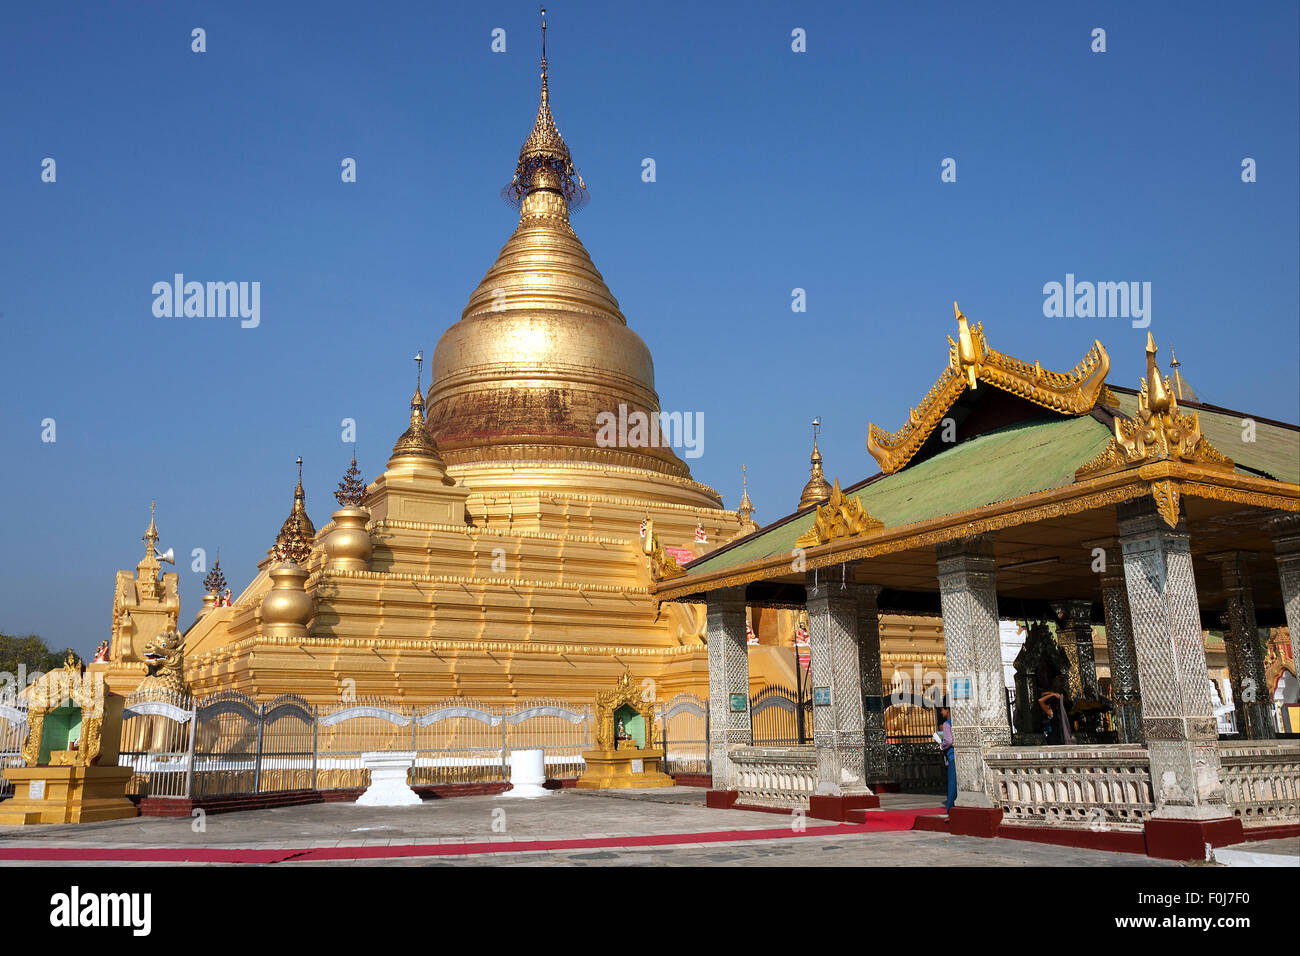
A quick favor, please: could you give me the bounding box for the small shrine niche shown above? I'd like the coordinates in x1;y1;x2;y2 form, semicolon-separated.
21;653;124;768
577;669;674;790
2;654;136;825
613;703;645;750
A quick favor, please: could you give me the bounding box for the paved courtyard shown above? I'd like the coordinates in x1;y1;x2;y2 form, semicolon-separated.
6;789;1280;866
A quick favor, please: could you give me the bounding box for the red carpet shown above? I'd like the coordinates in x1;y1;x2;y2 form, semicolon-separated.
0;807;945;864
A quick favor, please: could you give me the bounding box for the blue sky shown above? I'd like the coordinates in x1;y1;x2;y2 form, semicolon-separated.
1;1;1296;655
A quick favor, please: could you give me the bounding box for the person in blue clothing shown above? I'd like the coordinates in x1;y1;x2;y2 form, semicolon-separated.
938;705;956;815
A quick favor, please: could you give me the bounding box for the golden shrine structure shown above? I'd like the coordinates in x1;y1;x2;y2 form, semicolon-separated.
0;655;135;825
94;25;945;711
576;670;674;789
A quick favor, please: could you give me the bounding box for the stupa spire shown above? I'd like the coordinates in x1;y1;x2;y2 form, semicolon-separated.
272;456;315;564
504;7;587;211
798;418;833;510
142;500;159;557
390;349;447;465
1167;347;1199;403
737;464;758;534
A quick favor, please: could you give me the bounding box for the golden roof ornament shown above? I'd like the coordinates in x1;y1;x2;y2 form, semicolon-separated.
142;499;159;556
272;457;316;563
798;417;834;509
642;518;686;581
390;350;447;465
1075;333;1233;521
503;7;587;212
202;555;227;596
867;305;1111;475
795;478;884;548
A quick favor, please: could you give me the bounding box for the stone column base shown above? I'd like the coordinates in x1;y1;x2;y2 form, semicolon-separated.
1144;816;1244;861
705;789;739;809
809;792;880;821
949;805;1004;838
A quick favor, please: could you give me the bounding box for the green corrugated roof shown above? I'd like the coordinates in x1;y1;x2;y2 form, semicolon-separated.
685;413;1112;577
682;392;1298;585
1112;392;1299;484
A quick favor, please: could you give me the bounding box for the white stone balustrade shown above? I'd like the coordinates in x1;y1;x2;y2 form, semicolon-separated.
984;745;1154;830
731;746;817;809
1218;740;1300;829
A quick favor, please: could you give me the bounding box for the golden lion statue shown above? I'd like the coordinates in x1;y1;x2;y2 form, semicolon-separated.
137;629;186;695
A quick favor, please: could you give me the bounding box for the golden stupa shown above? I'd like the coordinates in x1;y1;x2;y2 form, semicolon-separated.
97;23;951;707
111;27;760;705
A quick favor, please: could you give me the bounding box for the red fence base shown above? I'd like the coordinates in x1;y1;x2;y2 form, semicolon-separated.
1143;816;1244;861
809;793;881;822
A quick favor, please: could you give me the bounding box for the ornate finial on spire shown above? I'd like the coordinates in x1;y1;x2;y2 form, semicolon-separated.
143;500;159;553
503;7;587;212
799;418;833;510
335;449;369;508
203;557;227;596
390;350;448;464
273;459;316;564
1166;347;1199;403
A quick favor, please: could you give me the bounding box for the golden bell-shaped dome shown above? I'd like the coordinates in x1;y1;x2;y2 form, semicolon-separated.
798;433;832;510
425;40;688;480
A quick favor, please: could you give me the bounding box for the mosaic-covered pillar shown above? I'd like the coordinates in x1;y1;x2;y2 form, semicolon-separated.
804;570;870;796
853;583;890;786
1117;497;1231;823
1217;608;1247;735
1053;599;1098;699
1271;514;1300;675
1101;544;1144;743
706;588;749;791
935;535;1010;809
1210;552;1275;740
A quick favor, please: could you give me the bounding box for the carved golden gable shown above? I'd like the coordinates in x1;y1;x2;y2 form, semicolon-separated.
867;304;1111;475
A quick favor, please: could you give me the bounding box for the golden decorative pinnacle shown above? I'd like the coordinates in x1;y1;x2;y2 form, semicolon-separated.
953;301;981;390
1075;332;1234;525
273;458;316;562
142;499;159;549
390;349;446;464
795;478;883;548
506;6;586;209
798;418;833;509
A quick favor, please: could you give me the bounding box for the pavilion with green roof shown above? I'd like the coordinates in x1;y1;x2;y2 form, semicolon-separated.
650;308;1299;859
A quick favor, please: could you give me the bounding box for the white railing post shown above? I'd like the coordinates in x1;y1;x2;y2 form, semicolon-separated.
183;696;198;800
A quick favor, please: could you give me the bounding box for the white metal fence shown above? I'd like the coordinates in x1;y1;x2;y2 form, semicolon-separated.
118;688;595;800
0;695;29;798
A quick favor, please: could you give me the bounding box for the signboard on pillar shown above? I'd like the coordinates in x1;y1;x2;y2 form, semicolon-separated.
729;693;747;713
950;677;972;701
813;687;831;706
